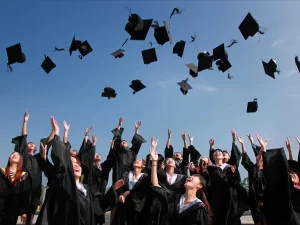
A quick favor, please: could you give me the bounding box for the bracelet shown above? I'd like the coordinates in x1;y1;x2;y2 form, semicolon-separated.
152;163;157;166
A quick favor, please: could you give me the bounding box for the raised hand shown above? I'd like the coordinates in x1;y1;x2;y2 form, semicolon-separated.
237;136;244;144
188;134;194;144
151;136;158;149
119;117;123;126
113;179;125;191
50;117;59;135
285;137;292;150
181;131;186;140
296;137;300;145
149;137;158;161
231;129;237;140
247;134;254;143
85;126;92;135
168;128;172;138
209;139;214;147
92;134;97;146
24;111;30;122
63;121;70;131
135;121;142;130
256;134;268;150
40;142;47;161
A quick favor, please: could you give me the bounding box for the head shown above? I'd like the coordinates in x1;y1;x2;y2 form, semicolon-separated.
213;149;224;162
120;140;128;148
184;174;205;191
26;142;36;154
199;157;209;171
166;158;176;169
6;152;23;185
290;170;300;187
70;150;78;157
133;159;146;169
222;151;230;163
94;153;101;162
71;156;82;180
160;161;165;170
173;152;183;161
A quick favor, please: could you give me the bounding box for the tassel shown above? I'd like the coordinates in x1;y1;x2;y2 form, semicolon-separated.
227;39;238;48
79;55;83;59
151;21;159;28
170;8;184;18
124;6;131;15
7;63;13;72
276;69;280;74
121;39;128;47
54;47;66;52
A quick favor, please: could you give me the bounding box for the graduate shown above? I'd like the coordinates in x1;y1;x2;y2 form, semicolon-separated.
35;116;124;225
78;127;113;225
0;152;28;225
11;111;43;225
149;137;209;225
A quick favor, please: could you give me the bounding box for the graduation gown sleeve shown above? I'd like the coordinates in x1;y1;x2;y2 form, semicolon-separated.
241;152;254;172
165;145;174;159
227;143;242;167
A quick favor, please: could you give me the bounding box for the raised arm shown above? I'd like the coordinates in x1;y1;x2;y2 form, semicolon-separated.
12;111;30;155
209;139;214;162
237;136;254;172
131;121;146;155
247;134;261;156
22;111;29;135
164;129;174;159
296;137;300;163
63;121;70;144
285;138;294;160
227;129;242;167
188;134;201;166
149;137;159;187
111;117;124;147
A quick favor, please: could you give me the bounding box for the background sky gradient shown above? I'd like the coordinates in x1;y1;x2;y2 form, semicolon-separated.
1;0;300;184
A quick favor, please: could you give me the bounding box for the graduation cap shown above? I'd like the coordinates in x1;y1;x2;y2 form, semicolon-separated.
262;59;280;79
288;160;300;174
173;40;186;58
197;52;214;72
129;80;146;94
69;35;82;56
186;63;198;78
239;12;265;40
177;78;192;95
125;13;153;41
111;49;125;58
247;98;258;113
295;56;300;73
78;41;93;58
141;48;157;64
216;59;231;72
41;55;56;74
6;43;26;71
154;21;173;45
101;87;117;99
213;43;228;61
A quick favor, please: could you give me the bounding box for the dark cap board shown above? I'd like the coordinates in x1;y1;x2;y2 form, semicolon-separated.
262;59;279;79
129;80;146;94
247;98;258;113
6;43;26;65
295;56;300;73
186;63;198;78
238;12;261;40
216;59;231;72
177;79;192;95
78;41;93;57
197;52;214;72
141;48;157;64
125;15;153;41
111;49;125;58
173;40;186;58
101;87;117;99
154;21;173;45
69;35;82;56
41;56;56;74
213;43;228;61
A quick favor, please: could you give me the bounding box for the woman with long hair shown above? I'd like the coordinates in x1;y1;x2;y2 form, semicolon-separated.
0;151;28;225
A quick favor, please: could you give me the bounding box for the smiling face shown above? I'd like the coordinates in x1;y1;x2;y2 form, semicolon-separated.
223;152;230;163
166;158;176;168
200;157;209;169
184;175;202;190
173;152;182;160
70;150;78;157
71;156;82;179
10;152;21;164
27;142;36;154
120;140;128;148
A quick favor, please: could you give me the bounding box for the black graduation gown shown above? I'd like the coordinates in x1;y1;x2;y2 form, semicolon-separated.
0;169;28;225
111;129;145;184
151;186;209;225
241;152;266;223
112;173;150;225
11;135;43;215
78;138;113;224
36;135;118;225
207;163;235;225
262;148;300;225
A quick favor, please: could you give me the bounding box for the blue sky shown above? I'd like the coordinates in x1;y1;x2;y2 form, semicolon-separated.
1;1;300;185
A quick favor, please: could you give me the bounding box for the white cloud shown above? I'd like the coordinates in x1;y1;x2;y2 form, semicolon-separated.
282;69;297;77
271;39;285;48
193;84;217;92
158;80;175;88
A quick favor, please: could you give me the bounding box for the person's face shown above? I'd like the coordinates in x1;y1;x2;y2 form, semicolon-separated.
290;172;300;186
184;175;202;190
120;140;128;148
133;159;145;168
70;150;78;157
71;157;82;179
200;157;208;169
174;152;182;160
10;152;21;164
166;158;176;168
27;142;36;153
160;161;165;169
94;153;101;161
213;150;223;161
223;152;230;163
